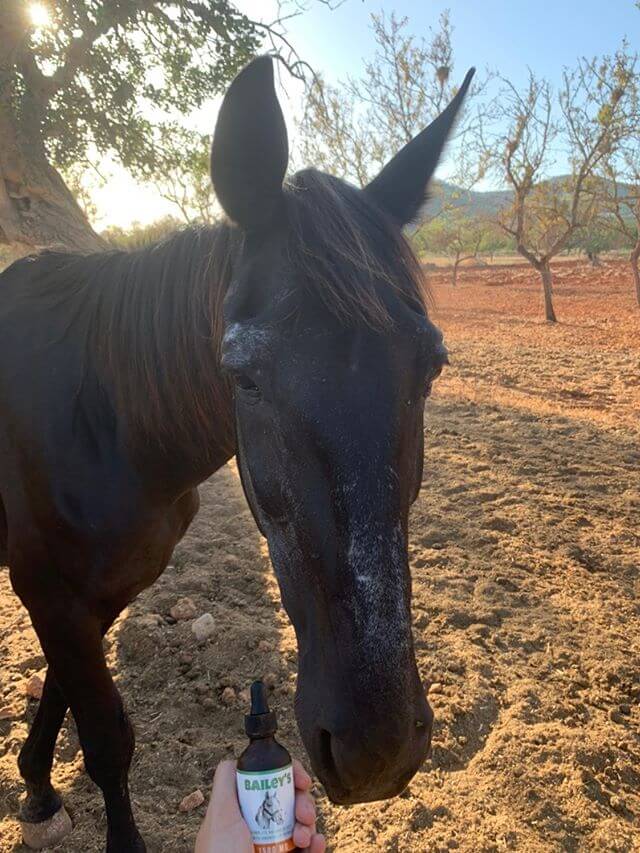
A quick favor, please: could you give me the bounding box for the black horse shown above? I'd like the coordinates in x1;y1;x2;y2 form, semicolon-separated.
0;56;473;851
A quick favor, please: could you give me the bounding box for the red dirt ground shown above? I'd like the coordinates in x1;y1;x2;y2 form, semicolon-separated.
1;259;639;851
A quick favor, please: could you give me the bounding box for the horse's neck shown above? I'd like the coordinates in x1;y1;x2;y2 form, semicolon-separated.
97;226;238;489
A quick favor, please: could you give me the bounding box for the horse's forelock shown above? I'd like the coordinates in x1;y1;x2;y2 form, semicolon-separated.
285;168;430;328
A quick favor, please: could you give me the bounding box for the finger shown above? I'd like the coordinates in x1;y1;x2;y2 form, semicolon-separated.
213;759;237;777
293;822;312;849
310;833;327;853
293;759;312;791
294;790;316;826
212;760;238;796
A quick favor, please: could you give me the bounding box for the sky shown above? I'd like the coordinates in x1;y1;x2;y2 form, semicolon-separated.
89;0;639;228
272;0;638;90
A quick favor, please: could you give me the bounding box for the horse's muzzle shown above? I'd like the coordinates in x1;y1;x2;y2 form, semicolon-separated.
307;697;433;804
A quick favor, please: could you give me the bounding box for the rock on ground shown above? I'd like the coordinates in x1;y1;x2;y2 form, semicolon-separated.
191;613;215;641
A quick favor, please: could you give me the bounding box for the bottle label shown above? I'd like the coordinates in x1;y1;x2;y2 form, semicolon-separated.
236;763;295;853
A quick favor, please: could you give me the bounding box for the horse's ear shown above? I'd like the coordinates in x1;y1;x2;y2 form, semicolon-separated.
211;56;289;232
364;68;475;227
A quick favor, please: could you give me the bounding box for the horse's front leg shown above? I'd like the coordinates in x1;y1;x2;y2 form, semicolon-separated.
27;598;145;853
17;668;71;847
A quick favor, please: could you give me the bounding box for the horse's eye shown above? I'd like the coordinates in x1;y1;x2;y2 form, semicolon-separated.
234;374;261;398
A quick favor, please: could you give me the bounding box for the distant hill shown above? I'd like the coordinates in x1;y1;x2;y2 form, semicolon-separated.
423;180;513;218
437;181;514;216
425;175;636;219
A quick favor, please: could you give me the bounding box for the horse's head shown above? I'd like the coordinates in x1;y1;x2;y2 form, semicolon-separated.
211;56;473;804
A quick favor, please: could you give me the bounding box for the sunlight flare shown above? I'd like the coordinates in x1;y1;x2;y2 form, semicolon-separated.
29;3;51;29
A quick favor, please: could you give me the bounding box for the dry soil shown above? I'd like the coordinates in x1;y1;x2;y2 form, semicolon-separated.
1;259;639;852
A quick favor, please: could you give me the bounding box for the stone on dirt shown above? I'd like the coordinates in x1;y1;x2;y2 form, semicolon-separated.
21;806;73;850
179;789;205;812
170;597;198;621
25;675;44;701
221;687;236;706
192;613;215;641
0;704;21;720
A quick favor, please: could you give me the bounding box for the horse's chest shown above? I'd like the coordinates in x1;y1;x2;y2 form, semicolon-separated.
6;420;199;614
59;485;200;613
99;488;200;608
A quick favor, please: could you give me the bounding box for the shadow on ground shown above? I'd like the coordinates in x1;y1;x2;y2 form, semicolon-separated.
1;369;639;852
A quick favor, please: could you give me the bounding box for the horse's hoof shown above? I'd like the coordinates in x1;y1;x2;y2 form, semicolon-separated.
107;831;147;853
20;806;72;850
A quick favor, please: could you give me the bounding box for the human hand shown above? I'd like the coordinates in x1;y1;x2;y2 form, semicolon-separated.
195;759;326;853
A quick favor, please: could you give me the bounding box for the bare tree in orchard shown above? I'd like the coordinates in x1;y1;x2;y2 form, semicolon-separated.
417;206;491;285
298;10;488;213
603;154;640;306
487;52;636;323
593;48;640;306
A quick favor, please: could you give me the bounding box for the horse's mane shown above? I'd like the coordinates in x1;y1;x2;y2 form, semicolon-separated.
8;170;428;464
6;227;240;466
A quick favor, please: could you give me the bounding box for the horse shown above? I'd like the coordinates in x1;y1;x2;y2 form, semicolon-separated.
255;791;284;830
0;56;473;851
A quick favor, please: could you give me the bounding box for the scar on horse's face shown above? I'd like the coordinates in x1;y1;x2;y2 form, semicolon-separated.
211;57;473;805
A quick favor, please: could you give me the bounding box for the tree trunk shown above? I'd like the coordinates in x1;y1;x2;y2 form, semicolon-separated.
631;242;640;309
0;134;105;254
0;59;105;253
452;253;460;286
539;261;557;323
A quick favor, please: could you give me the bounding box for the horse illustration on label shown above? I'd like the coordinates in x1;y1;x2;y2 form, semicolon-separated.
255;790;284;830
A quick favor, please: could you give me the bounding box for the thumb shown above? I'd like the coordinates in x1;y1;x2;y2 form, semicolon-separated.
208;760;242;824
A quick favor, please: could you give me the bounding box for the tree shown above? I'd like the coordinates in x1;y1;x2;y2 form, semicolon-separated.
602;159;640;304
591;47;640;305
0;1;339;250
485;55;635;322
0;1;265;250
101;215;183;250
298;10;488;213
415;208;489;284
148;126;214;224
568;216;630;262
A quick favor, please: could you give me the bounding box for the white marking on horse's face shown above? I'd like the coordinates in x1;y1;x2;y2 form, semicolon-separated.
221;322;272;371
347;518;411;665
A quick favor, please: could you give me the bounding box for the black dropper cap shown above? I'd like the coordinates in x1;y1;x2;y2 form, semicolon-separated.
244;680;277;738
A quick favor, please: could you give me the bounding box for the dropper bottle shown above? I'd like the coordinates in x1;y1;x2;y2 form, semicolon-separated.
236;681;296;853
